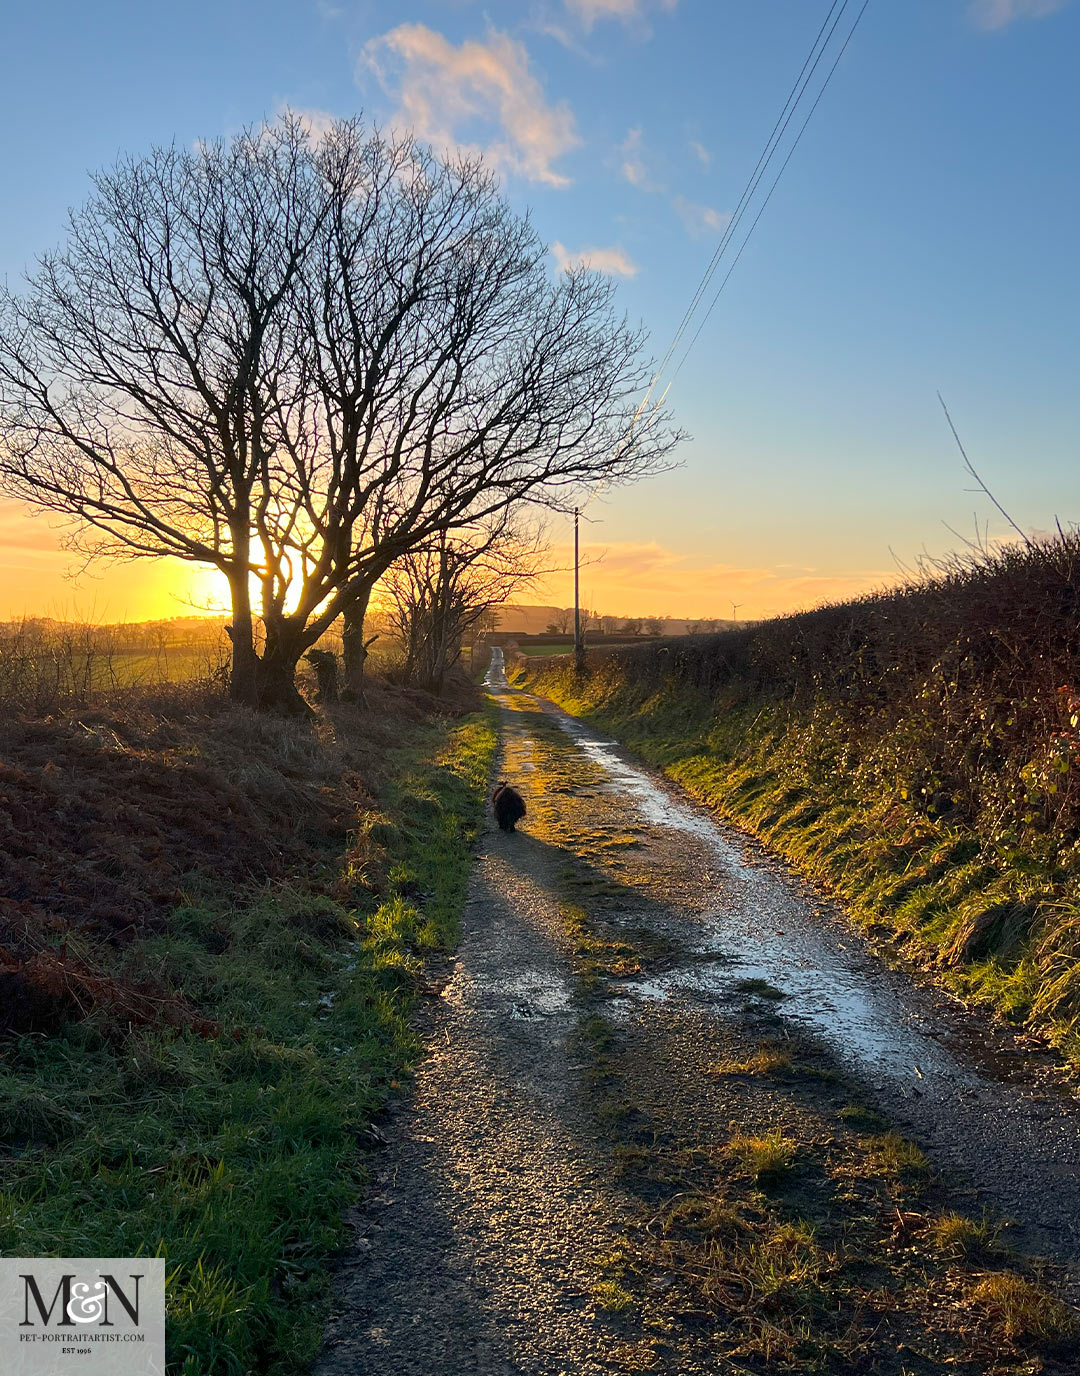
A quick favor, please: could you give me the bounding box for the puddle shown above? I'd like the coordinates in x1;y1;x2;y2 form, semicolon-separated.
544;703;968;1087
448;963;574;1021
485;658;977;1087
484;646;508;689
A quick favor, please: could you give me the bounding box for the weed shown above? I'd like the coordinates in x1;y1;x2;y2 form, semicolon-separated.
969;1271;1078;1343
734;977;787;1000
561;903;642;981
837;1103;887;1129
929;1211;1001;1257
858;1132;930;1179
594;1279;635;1313
707;1043;793;1077
728;1130;797;1184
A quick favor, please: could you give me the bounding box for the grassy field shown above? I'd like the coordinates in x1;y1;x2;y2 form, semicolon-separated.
0;617;407;711
0;690;496;1374
513;642;573;656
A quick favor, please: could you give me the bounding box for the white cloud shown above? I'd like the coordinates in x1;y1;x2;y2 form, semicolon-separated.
362;24;579;187
563;0;678;32
968;0;1072;28
688;139;711;167
551;241;639;276
619;127;647;185
673;195;731;239
277;104;338;143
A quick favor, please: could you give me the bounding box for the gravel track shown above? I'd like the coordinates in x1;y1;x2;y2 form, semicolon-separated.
315;659;1080;1373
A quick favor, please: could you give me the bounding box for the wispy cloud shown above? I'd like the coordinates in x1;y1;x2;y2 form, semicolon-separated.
277;104;338;143
968;0;1072;29
362;24;579;187
539;540;893;620
618;126;657;189
673;195;731;239
562;0;679;32
551;241;639;276
688;139;711;167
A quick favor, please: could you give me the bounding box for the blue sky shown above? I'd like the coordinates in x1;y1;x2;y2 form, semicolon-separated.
1;0;1078;619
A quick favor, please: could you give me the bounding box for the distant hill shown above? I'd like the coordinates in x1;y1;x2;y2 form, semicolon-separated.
494;605;737;636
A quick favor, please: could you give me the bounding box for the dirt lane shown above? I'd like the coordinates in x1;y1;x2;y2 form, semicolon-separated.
315;663;1080;1374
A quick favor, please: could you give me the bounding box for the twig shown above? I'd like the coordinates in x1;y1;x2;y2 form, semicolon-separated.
937;393;1030;547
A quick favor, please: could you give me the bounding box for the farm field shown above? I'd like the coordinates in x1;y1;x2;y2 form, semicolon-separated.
513;642;573;656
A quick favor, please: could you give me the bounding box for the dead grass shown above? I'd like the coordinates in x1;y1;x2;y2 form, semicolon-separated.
969;1271;1078;1343
708;1043;794;1077
0;676;475;1036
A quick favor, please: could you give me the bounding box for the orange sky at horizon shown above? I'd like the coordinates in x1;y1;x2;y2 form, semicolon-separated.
0;496;895;625
0;499;229;623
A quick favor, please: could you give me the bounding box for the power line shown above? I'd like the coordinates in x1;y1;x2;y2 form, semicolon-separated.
672;0;872;380
649;0;848;391
647;0;872;396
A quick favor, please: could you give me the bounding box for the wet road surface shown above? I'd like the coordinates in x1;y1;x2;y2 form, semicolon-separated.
315;655;1080;1374
498;655;1080;1268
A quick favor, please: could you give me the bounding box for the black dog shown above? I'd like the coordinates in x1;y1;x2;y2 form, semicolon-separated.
492;780;526;832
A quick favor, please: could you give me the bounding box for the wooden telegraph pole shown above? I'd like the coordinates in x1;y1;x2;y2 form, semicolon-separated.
574;507;586;673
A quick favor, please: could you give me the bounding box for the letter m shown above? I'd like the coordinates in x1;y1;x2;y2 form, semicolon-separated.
20;1274;74;1327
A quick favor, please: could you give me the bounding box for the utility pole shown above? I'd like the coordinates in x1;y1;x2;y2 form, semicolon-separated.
574;507;585;673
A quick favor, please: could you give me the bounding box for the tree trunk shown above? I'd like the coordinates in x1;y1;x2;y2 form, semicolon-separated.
226;566;259;708
342;586;374;700
255;620;310;715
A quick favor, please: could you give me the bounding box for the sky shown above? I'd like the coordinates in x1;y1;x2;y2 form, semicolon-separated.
1;0;1078;621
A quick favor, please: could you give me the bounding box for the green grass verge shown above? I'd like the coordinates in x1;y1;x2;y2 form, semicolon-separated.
524;663;1080;1063
0;708;497;1375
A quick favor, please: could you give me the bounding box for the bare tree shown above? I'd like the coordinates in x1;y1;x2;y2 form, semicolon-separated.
644;616;665;636
380;517;546;693
465;605;499;672
0;116;679;712
599;615;621;635
622;617;643;636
